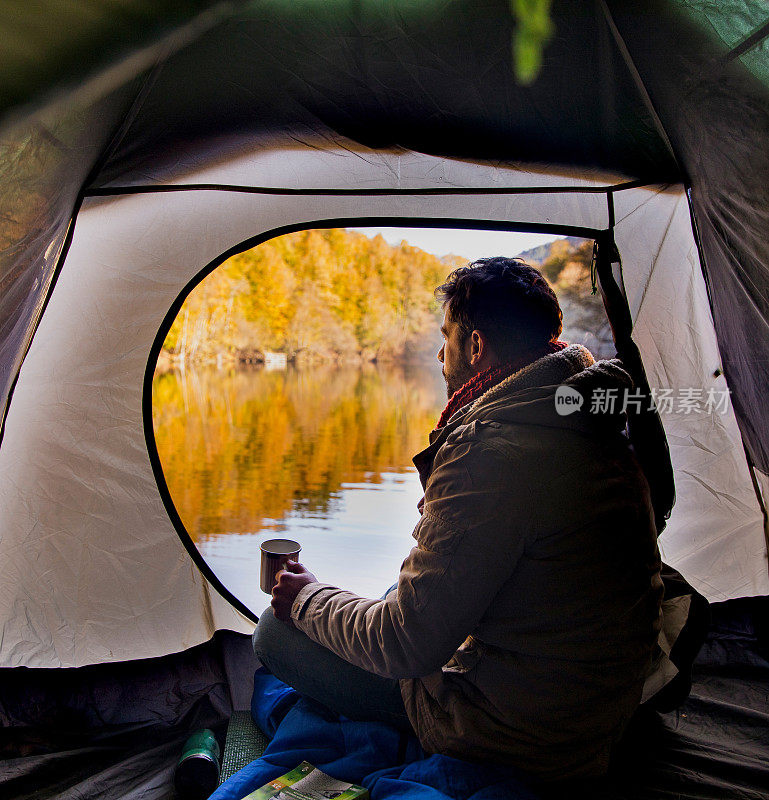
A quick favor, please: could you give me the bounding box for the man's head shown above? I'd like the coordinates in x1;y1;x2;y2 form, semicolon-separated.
435;256;563;397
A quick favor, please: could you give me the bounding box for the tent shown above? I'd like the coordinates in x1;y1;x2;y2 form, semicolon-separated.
1;2;768;798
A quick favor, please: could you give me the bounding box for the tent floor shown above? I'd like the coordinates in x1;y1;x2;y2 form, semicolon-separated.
1;597;767;800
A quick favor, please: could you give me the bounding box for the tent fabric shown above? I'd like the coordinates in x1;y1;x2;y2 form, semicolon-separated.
0;2;226;120
613;189;768;599
0;630;257;800
88;2;681;189
89;0;769;484
606;1;769;477
0;0;767;663
55;0;769;482
0;88;137;423
0;142;767;669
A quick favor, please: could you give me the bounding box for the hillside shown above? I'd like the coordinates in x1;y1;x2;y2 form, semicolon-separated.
518;236;615;358
159;229;614;369
516;236;585;266
161;229;460;367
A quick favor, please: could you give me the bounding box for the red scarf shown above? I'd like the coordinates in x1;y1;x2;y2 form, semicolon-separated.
435;340;568;429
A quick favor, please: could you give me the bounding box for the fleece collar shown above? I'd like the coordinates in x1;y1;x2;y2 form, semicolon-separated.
469;343;596;412
413;345;633;488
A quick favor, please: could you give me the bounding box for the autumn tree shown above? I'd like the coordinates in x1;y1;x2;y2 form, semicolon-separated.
164;229;450;365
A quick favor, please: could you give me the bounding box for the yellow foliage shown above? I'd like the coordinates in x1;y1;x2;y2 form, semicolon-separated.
163;228;450;363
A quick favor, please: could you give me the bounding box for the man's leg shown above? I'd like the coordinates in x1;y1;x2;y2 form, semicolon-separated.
252;608;412;731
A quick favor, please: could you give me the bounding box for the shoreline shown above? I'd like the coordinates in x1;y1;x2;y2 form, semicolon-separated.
153;348;437;374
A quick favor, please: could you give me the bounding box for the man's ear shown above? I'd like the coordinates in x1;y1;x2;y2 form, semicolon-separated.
467;329;498;368
467;329;485;366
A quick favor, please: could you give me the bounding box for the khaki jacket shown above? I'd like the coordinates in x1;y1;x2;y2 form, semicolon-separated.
291;344;663;780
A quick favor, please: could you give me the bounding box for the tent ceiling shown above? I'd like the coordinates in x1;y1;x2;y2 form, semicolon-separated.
0;0;224;122
92;1;681;188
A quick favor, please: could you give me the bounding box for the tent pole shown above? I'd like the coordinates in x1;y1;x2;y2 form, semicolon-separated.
594;216;676;535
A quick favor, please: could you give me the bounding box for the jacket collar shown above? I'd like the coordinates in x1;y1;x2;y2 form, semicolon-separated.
412;345;597;488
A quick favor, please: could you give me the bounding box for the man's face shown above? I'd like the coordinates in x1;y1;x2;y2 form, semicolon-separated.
438;310;476;398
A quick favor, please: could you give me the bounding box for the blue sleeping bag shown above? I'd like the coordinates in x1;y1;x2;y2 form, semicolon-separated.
211;668;540;800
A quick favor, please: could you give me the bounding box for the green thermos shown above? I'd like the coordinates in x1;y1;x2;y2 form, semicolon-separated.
174;728;221;799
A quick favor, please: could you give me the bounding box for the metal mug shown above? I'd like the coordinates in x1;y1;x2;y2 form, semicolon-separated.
260;538;302;594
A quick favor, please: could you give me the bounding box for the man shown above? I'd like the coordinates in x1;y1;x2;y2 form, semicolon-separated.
254;257;663;781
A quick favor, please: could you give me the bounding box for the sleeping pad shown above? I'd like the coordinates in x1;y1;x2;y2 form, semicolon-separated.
209;668;541;800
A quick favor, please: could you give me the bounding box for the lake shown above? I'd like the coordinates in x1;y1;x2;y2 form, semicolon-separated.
152;361;447;616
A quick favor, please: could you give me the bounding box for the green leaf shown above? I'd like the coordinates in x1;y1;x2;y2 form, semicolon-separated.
510;0;554;85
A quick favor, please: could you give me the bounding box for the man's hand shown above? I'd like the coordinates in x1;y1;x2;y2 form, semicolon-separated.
271;560;318;623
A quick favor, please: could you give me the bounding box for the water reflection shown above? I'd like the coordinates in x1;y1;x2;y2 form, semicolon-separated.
152;362;447;613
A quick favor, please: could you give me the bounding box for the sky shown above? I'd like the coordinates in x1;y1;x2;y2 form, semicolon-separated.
347;226;560;262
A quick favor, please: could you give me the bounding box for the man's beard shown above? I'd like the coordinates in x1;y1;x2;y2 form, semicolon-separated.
443;354;476;399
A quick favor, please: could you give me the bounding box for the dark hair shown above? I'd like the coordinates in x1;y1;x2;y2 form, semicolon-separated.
435;256;562;359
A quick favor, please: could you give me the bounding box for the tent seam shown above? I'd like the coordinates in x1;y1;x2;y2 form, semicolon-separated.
600;0;684;179
83;179;656;198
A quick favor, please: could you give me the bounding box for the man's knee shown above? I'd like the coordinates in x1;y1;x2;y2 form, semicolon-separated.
253;608;316;689
252;607;287;664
